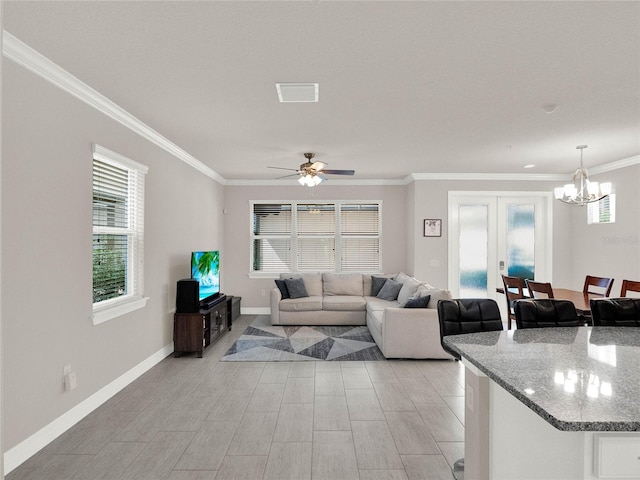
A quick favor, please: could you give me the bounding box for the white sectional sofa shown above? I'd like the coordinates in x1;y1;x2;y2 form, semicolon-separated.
270;272;453;359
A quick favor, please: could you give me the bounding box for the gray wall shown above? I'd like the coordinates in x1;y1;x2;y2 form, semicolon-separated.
565;164;640;293
1;60;224;451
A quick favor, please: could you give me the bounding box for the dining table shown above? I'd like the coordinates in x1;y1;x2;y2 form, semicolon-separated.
496;286;600;316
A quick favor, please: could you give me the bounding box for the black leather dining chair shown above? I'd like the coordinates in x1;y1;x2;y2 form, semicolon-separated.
590;298;640;326
514;299;581;329
437;298;504;480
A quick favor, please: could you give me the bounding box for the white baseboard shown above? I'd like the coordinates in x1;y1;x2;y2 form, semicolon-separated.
241;307;270;315
3;343;174;474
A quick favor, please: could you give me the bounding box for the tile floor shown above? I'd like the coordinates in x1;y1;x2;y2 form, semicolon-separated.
7;315;465;480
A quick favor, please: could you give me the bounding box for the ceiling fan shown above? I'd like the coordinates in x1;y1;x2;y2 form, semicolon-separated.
268;153;355;186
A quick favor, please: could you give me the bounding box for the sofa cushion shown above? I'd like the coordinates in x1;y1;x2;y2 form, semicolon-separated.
274;279;290;299
323;295;366;312
395;272;411;285
285;277;309;299
404;295;431;308
377;279;402;301
323;273;364;296
280;273;323;297
424;288;452;308
279;296;323;312
367;309;383;337
397;277;423;306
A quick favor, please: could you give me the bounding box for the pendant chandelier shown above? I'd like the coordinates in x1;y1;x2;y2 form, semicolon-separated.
298;172;324;187
554;145;611;206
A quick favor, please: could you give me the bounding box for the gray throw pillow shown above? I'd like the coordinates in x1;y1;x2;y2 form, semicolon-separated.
284;277;309;299
376;279;402;301
404;295;431;308
370;276;388;296
274;279;290;299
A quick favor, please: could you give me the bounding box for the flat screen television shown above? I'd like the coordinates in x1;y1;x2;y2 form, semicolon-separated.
191;250;220;306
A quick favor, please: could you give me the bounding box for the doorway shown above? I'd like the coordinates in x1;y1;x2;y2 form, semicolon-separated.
448;192;553;300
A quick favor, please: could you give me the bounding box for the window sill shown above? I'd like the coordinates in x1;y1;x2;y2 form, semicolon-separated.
92;296;150;325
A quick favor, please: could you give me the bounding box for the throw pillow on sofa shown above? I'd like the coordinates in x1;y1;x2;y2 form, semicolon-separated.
377;279;402;301
284;277;309;299
397;277;423;306
274;279;290;299
370;276;389;296
404;295;431;308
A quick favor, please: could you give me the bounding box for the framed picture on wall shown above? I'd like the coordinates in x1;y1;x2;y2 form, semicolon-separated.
424;219;442;237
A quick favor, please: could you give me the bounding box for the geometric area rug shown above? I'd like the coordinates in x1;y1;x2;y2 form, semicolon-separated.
221;315;386;361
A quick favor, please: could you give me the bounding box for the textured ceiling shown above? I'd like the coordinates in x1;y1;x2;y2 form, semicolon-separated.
4;1;640;181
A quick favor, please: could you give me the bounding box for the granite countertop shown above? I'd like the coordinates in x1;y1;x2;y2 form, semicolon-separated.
443;327;640;432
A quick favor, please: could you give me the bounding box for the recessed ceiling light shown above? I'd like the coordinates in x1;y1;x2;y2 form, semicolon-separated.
523;164;536;169
276;83;319;103
542;103;557;113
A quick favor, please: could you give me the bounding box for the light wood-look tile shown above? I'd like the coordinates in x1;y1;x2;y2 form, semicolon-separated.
342;367;374;389
359;470;409;480
423;373;464;397
315;361;341;372
121;431;194;480
7;453;91;480
312;431;359;480
313;395;351;431
373;382;415;412
415;404;465;442
166;470;217;480
70;441;146;480
225;366;264;390
400;454;454;480
113;402;172;442
436;441;465;469
206;389;252;422
273;404;313;442
160;395;213;432
315;371;344;396
259;362;291;383
263;442;312;480
226;412;278;456
174;421;238;471
365;363;399;383
443;395;465;425
287;361;316;378
282;377;315;404
345;389;385;421
400;377;445;405
351;420;404;470
388;361;424;378
246;383;284;413
214;455;267;480
384;411;440;455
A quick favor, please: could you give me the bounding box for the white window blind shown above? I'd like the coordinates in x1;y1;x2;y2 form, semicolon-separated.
92;145;147;316
588;194;616;224
250;201;381;274
341;204;380;271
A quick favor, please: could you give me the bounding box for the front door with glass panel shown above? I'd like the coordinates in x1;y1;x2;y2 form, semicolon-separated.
448;193;551;299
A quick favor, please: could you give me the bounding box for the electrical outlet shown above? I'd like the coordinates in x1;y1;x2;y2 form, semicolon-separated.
261;289;266;296
64;371;77;391
63;364;72;375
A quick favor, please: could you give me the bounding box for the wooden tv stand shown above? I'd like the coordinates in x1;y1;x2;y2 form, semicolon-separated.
173;295;228;358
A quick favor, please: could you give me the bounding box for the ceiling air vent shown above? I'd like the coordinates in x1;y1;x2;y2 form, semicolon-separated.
276;83;319;103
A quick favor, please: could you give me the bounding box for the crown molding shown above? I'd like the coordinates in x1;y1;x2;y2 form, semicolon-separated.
588;155;640;175
2;30;226;185
409;172;567;182
224;178;410;187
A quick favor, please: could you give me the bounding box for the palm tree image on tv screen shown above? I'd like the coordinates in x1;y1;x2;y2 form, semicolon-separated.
192;251;220;301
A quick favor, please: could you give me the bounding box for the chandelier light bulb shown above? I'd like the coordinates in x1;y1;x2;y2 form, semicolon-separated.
554;145;612;206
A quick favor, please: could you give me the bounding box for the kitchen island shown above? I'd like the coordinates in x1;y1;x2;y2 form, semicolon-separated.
443;327;640;480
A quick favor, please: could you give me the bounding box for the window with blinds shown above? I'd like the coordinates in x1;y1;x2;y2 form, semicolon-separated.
92;145;147;309
251;201;381;274
587;194;616;224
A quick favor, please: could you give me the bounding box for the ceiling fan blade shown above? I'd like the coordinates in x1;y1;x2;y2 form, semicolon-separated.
275;173;301;179
321;169;355;175
310;161;328;171
268;166;298;171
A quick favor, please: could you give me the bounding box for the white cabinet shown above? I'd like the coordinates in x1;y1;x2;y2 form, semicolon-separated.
594;434;640;479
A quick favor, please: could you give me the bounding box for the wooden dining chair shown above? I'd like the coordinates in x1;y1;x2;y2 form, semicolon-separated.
501;275;525;330
525;280;554;299
583;275;614;297
620;279;640;297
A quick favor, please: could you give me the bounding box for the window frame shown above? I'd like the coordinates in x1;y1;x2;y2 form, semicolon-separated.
587;193;616;225
249;200;382;278
92;144;149;325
